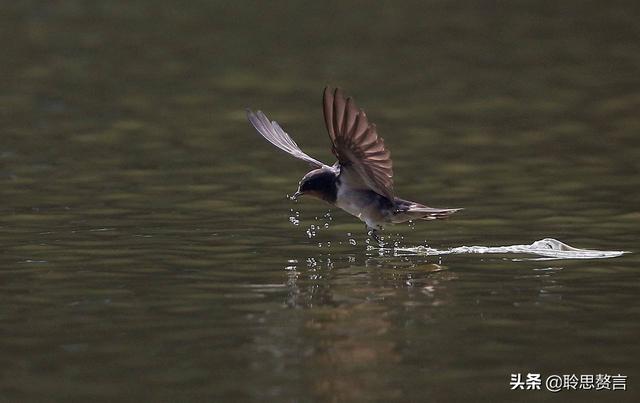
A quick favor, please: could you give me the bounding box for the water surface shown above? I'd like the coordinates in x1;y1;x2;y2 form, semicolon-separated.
1;1;639;402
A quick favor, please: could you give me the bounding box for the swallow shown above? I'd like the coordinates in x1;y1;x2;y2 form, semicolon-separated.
247;87;461;242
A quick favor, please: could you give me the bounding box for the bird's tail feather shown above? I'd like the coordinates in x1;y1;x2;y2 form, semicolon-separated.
410;207;462;220
392;198;462;222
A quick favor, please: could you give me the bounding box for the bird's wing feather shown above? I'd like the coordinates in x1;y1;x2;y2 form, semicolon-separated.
247;109;328;168
323;87;394;199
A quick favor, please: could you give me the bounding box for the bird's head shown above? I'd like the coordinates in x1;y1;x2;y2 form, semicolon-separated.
292;168;337;203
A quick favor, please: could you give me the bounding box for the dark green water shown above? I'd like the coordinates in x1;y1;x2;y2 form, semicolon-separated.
2;1;639;402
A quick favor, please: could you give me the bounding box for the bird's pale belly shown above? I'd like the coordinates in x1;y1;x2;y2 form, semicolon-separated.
335;187;391;229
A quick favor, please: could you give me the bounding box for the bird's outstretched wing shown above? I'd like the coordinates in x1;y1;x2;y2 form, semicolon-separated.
247;109;328;169
323;87;394;200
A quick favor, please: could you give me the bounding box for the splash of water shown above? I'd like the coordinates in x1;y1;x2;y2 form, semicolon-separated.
378;238;627;260
306;224;318;239
300;210;334;239
288;208;300;226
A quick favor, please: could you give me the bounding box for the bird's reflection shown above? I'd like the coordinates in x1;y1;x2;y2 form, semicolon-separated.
248;251;566;401
284;254;456;309
270;254;456;401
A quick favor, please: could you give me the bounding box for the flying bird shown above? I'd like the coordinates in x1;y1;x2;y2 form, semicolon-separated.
247;87;461;242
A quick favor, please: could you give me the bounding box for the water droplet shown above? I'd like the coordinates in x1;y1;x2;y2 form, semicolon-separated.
288;208;301;226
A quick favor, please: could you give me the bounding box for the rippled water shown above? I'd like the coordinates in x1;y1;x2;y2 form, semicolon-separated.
385;238;627;260
2;1;639;401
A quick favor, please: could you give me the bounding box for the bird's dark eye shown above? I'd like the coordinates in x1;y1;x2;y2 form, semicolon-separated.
300;180;312;191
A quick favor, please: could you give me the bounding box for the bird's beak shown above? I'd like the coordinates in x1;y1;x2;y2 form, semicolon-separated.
291;190;303;200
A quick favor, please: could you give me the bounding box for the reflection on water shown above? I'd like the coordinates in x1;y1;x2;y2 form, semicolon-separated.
268;256;459;401
2;0;640;401
253;251;577;401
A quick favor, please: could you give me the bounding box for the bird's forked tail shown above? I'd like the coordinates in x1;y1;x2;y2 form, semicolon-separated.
392;198;462;223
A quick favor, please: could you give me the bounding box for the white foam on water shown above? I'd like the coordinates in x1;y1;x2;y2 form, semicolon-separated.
378;238;628;260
